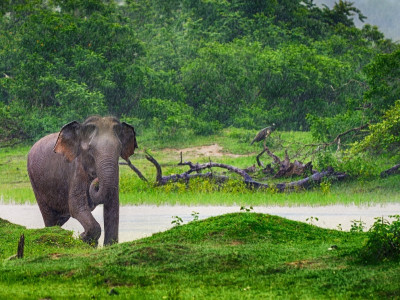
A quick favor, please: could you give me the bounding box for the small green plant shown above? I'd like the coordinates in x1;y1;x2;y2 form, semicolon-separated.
306;216;319;225
171;216;184;226
266;185;279;194
361;215;400;262
240;206;253;212
191;211;199;221
223;179;248;193
320;180;331;195
350;219;365;233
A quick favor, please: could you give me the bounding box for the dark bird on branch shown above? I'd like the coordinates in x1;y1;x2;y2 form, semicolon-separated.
250;124;275;145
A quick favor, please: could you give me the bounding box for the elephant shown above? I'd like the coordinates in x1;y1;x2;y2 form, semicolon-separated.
27;116;137;246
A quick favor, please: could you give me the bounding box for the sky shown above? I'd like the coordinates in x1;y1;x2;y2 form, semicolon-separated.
313;0;400;41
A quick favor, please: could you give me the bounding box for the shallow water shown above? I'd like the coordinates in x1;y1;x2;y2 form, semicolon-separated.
1;203;400;245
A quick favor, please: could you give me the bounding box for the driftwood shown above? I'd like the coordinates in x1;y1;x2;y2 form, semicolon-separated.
252;127;313;178
381;164;400;178
257;146;313;178
141;151;346;192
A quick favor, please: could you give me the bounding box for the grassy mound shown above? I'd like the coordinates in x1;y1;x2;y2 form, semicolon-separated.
1;214;399;299
147;212;345;244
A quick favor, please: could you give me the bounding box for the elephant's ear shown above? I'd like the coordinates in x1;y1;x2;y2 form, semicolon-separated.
54;121;81;162
120;122;138;160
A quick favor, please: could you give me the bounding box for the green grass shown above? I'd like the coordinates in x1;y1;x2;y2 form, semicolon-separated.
0;145;34;203
1;129;400;206
1;212;400;298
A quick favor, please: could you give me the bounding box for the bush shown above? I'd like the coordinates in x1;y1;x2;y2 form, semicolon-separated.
351;100;400;155
307;110;366;143
361;215;400;262
314;151;379;179
138;98;195;141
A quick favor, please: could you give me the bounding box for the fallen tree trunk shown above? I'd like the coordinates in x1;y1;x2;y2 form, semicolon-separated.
380;164;400;178
144;152;230;185
142;152;346;192
245;167;346;192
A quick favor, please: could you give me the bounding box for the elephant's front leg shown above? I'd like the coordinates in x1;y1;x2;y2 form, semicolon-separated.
103;195;119;245
69;197;101;246
69;173;101;246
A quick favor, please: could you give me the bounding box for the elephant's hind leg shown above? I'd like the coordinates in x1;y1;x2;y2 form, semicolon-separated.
55;215;71;226
35;195;59;227
35;194;70;227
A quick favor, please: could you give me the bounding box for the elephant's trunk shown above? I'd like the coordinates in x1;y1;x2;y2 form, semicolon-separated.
89;158;119;206
89;145;120;245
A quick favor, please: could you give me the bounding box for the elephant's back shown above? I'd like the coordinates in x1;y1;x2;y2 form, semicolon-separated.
28;133;60;176
27;133;71;202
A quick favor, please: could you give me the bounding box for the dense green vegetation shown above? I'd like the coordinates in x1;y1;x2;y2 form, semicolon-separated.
2;212;400;298
1;0;399;152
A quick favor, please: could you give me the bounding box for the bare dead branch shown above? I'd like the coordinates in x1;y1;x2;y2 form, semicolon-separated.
293;123;370;160
264;146;281;165
144;151;163;183
178;160;254;182
256;148;267;167
144;151;229;185
120;159;148;182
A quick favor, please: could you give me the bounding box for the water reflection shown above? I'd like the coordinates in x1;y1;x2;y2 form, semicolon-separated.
1;203;400;245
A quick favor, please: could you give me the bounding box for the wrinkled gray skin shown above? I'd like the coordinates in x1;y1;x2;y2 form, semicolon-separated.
27;116;137;246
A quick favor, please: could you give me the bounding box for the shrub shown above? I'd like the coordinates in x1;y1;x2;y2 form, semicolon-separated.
361;215;400;262
307;110;365;143
351;100;400;155
314;151;379;179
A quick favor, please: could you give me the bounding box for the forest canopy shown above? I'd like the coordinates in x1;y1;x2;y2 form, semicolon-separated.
0;0;399;152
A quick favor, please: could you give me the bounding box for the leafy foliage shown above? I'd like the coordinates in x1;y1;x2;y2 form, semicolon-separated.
361;215;400;262
0;0;397;147
351;100;400;155
364;48;400;117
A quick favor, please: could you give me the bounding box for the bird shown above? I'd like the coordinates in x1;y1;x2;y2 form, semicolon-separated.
250;124;275;145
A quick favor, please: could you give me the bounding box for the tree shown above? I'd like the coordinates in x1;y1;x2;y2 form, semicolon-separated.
364;48;400;118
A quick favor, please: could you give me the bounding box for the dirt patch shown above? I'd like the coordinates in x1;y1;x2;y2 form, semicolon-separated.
163;144;244;158
230;240;244;246
286;259;325;269
49;253;63;260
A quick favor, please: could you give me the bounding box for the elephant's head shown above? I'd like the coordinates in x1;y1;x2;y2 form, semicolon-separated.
53;115;137;244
